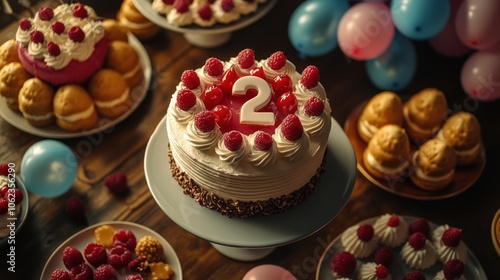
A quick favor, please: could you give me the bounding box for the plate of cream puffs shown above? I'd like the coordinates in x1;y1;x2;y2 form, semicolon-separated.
344;88;486;200
0;31;151;139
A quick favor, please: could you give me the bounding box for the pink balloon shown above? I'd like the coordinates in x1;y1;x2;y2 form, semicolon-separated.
242;264;296;280
337;2;395;60
429;0;471;57
461;45;500;101
455;0;500;50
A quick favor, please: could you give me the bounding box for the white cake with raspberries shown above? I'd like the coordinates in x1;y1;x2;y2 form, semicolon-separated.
166;49;332;218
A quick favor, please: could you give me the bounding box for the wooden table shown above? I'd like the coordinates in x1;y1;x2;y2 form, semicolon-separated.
1;0;499;279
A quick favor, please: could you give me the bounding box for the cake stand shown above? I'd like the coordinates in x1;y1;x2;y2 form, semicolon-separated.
144;116;357;261
132;0;279;48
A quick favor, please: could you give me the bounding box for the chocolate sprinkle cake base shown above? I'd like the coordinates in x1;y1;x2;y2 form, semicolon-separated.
167;146;325;219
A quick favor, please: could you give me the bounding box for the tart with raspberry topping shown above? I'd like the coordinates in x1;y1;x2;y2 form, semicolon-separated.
167;49;332;218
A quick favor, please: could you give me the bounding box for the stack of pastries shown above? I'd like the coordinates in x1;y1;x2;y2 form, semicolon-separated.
0;3;144;133
357;88;482;191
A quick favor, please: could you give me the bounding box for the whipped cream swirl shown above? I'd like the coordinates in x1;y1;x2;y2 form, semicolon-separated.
234;0;258;15
433;270;466;280
358;262;392;280
341;224;379;258
298;108;330;136
400;239;438;270
259;59;296;81
184;120;221;151
152;0;173;14
167;7;194;26
196;66;222;86
215;133;249;164
247;131;278;168
274;124;309;162
373;214;408;248
436;241;468;264
213;0;241;24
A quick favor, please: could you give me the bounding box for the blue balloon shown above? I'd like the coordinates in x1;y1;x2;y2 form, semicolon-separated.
288;0;349;57
391;0;450;40
21;140;77;197
366;32;417;91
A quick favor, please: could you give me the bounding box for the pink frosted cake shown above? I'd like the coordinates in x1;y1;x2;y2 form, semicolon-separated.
166;49;332;218
16;3;109;86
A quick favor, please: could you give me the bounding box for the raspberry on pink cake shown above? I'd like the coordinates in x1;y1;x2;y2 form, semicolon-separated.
15;3;109;86
166;49;332;218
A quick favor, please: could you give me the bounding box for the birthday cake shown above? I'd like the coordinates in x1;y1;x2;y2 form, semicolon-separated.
166;49;332;218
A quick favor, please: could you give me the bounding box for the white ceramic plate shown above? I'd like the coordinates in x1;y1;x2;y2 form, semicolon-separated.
40;221;182;280
316;216;487;279
0;34;152;139
144;115;357;248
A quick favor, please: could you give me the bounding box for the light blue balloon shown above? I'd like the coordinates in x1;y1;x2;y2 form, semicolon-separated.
366;32;417;91
391;0;450;40
21;140;77;197
288;0;349;57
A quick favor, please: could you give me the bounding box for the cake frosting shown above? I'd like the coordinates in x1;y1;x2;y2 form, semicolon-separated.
166;49;331;218
373;214;408;248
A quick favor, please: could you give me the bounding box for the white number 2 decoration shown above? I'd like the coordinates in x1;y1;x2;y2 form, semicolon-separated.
232;76;275;125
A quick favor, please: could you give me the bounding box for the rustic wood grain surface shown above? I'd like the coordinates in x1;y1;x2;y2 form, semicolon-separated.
1;0;499;279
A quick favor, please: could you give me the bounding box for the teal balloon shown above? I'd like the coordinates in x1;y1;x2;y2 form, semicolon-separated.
21;140;77;197
391;0;450;40
288;0;349;57
366;32;417;91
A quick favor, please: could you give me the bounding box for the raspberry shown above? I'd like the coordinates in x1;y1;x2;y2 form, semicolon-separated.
108;245;133;269
254;131;273;151
69;263;93;280
375;264;389;278
104;172;128;194
69;26;85;42
304;96;325;116
300;65;320;89
280;114;303;141
237;48;255;69
276;92;298;115
212;104;232;128
51;268;71;280
220;66;238;96
174;0;189;13
66;196;85;221
408;232;426;250
128;257;151;273
19;19;32;31
47;42;61;57
181;69;200;89
443;259;464;280
62;246;84;270
0;199;7;215
357;224;374;242
72;3;88;18
271;74;292;98
52;21;65;35
30;30;44;43
162;0;174;4
249;66;266;80
224;131;243;151
221;0;235;12
176;89;197;111
387;214;400;227
194;111;216;132
373;246;393;266
202;84;223;108
93;264;117;280
204;57;224;77
409;218;430;238
113;229;137;251
442;227;462;247
198;4;212;20
0;163;8;176
84;242;108;267
125;275;144;280
267;51;286;70
38;7;54;21
331;251;356;277
402;271;426;280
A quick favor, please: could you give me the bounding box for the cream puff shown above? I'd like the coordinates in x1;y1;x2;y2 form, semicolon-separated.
357;91;404;143
437;111;482;166
0;39;20;70
88;69;131;119
117;0;160;40
410;138;456;191
53;84;98;132
104;41;142;88
102;19;129;42
403;88;448;143
18;78;54;127
363;124;411;179
0;62;31;110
